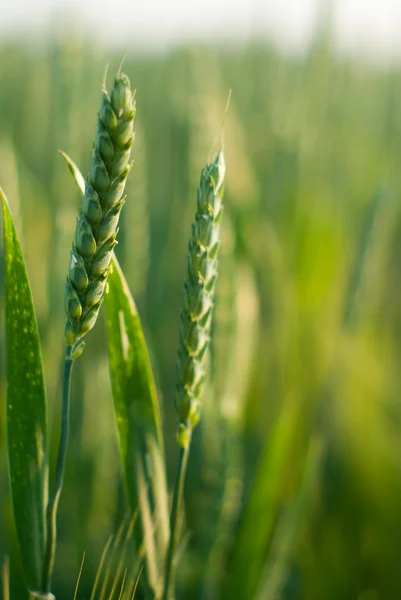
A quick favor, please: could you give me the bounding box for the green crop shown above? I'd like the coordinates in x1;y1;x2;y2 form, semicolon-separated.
65;72;135;350
1;36;401;600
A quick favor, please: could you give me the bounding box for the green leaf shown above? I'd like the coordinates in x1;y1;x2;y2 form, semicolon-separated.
105;256;169;598
59;150;86;196
1;189;48;593
255;437;323;600
343;186;390;330
222;402;302;600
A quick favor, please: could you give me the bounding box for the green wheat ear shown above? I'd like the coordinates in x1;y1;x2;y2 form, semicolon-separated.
64;72;136;352
162;150;226;600
174;150;226;440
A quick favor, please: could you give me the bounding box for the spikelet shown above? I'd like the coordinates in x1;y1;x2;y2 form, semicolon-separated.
64;72;136;349
174;151;225;443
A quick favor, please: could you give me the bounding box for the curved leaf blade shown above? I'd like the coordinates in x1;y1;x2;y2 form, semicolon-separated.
105;256;169;597
59;150;86;196
1;189;48;593
222;402;301;600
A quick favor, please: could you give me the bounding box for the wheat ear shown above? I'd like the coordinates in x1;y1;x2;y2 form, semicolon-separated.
64;72;136;355
174;150;225;439
162;150;226;600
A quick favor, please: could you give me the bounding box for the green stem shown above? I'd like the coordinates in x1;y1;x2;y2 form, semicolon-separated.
162;430;192;600
42;346;75;594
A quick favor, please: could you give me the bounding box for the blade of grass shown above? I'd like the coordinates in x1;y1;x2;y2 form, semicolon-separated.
1;188;48;594
106;514;137;600
105;256;169;597
255;437;323;600
89;536;113;600
73;552;86;600
221;401;302;600
343;187;391;329
99;516;129;600
117;569;128;600
2;556;9;600
131;566;143;600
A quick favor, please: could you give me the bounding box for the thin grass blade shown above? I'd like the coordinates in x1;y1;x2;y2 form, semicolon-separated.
106;514;137;600
73;552;86;600
2;556;10;600
89;536;113;600
117;570;128;600
131;566;143;600
99;518;128;600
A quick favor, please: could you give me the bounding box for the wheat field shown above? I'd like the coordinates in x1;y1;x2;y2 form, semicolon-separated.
1;28;401;599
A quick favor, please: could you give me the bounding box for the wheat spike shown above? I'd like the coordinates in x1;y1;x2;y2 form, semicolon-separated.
64;72;136;350
174;151;226;441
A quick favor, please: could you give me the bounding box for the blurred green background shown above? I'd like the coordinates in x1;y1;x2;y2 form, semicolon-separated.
2;14;401;600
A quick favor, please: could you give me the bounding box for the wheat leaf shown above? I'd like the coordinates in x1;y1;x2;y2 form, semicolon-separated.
1;188;48;593
105;256;169;597
222;402;301;600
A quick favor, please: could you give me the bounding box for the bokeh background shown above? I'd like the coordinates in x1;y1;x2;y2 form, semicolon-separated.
2;1;401;598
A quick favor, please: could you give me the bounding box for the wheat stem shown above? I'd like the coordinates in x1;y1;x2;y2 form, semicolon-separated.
42;346;74;594
162;431;192;600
